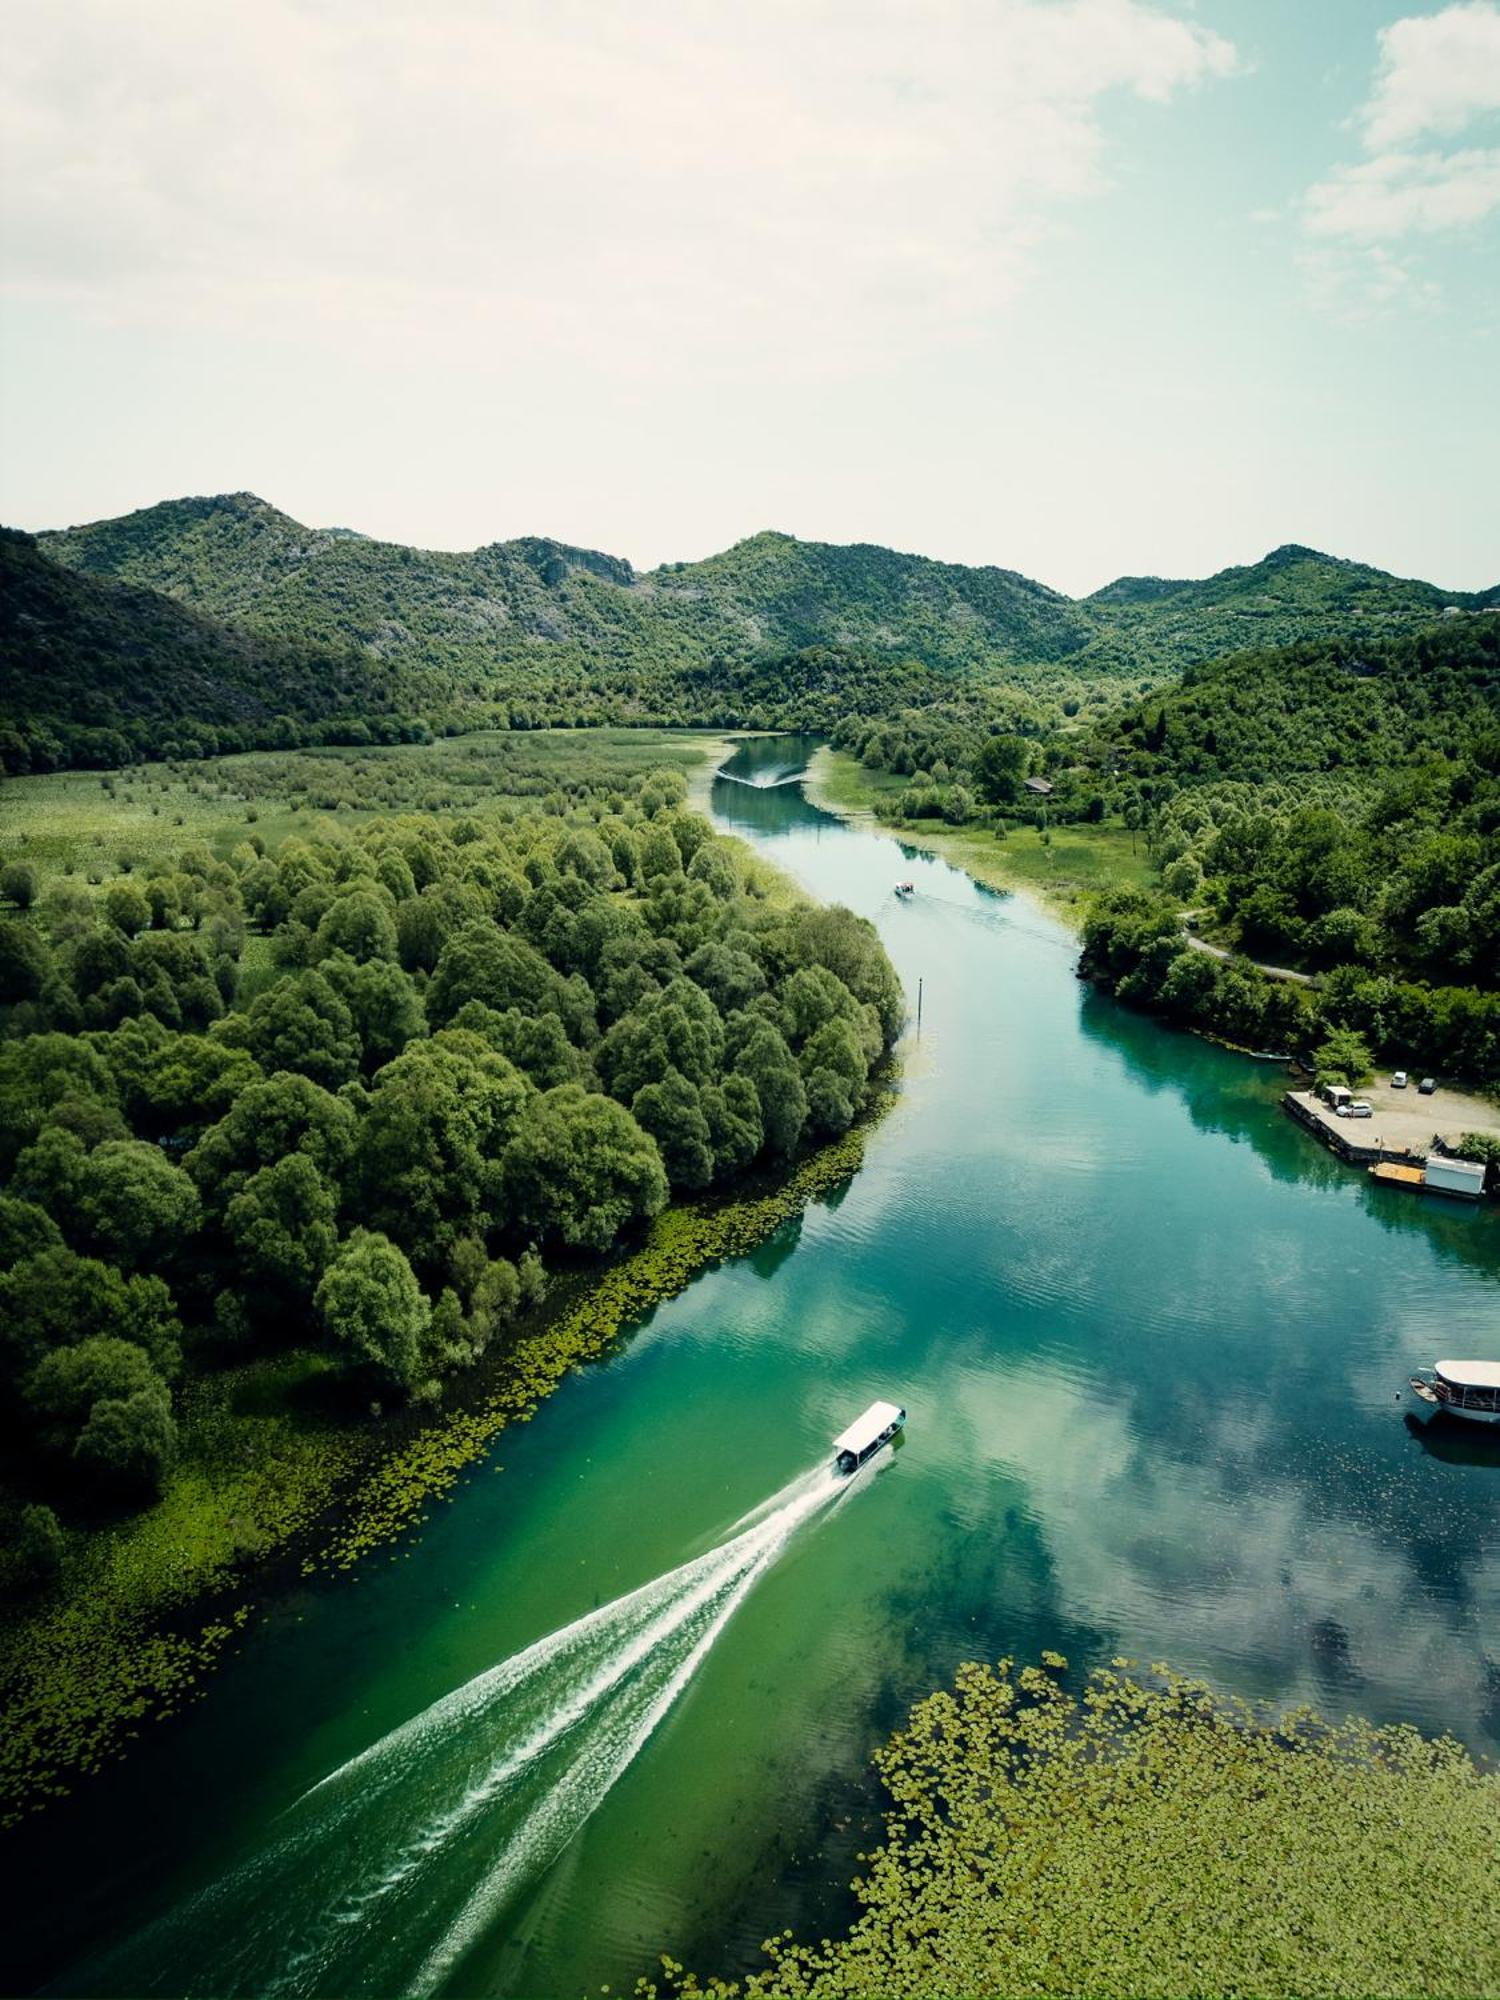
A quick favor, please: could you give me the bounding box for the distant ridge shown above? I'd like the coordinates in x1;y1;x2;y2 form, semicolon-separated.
38;492;1492;684
5;490;1493;770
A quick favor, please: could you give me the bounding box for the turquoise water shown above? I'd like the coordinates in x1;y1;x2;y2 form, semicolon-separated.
11;735;1499;1997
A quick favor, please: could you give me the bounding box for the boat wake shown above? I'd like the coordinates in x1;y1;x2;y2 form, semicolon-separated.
73;1462;862;1999
713;767;808;790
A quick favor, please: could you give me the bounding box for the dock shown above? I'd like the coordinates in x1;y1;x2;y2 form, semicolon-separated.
1282;1081;1498;1192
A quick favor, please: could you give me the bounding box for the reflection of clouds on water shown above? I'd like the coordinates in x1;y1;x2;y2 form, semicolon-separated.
948;1365;1499;1746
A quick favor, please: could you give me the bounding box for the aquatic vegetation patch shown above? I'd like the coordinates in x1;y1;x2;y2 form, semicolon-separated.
642;1655;1500;1999
0;1358;375;1826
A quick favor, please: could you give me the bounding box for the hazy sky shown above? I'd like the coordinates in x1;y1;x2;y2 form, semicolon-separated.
1;0;1496;592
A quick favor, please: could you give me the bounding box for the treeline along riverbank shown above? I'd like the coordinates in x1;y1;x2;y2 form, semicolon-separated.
0;731;902;1824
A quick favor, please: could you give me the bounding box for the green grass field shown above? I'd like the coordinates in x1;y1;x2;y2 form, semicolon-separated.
0;730;730;907
808;748;1155;924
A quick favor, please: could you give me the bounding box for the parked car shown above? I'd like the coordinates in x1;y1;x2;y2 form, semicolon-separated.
1391;1071;1409;1089
1419;1076;1438;1096
1348;1101;1374;1118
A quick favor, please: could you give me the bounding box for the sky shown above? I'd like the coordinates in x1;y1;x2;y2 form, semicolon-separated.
1;0;1496;594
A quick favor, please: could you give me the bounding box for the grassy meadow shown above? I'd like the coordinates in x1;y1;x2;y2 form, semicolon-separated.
1;729;731;903
808;746;1156;924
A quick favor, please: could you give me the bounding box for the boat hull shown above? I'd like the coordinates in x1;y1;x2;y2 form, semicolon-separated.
1410;1377;1500;1425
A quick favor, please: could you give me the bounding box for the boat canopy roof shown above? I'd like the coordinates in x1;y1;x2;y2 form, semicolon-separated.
1436;1359;1500;1390
833;1400;904;1457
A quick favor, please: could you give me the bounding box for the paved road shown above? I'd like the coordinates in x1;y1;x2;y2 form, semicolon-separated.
1182;927;1316;986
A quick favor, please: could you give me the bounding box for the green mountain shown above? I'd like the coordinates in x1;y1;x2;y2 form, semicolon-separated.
0;527;417;768
8;492;1495;770
1081;543;1490;678
37;495;1101;683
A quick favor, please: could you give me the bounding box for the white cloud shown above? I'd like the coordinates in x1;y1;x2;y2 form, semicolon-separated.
0;0;1237;377
1303;2;1500;267
1306;144;1500;239
1360;0;1500;149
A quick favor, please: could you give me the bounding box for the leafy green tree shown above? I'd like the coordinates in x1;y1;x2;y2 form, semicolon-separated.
131;1034;262;1132
25;1335;176;1493
685;940;765;1014
72;1139;202;1268
314;888;399;965
505;1084;668;1250
972;734;1030;806
7;1503;65;1593
793;905;903;1044
186;1071;359;1209
426;923;570;1030
104;880;152;938
599;979;724;1099
319;952;425;1072
804;1063;856;1137
0;1247;182;1381
1312;1027;1374;1089
702;1074;763;1181
1;861;39;910
11;1124;89;1230
0;1032;119;1170
75;1383;176;1491
632;1069;715;1189
315;1229;432;1389
0;1193;63;1268
353;1033;531;1261
448;1001;589;1089
232;967;361;1089
732;1021;807;1156
225;1154;339;1302
469;1256;522;1351
0;919;51;1002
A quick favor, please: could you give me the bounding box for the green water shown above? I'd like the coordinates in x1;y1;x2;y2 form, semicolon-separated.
11;736;1500;1997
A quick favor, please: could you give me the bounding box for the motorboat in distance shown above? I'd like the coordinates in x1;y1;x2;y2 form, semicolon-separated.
833;1400;906;1475
1410;1359;1500;1425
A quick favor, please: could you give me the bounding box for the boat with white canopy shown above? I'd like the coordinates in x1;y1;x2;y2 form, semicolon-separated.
833;1400;906;1475
1410;1359;1500;1425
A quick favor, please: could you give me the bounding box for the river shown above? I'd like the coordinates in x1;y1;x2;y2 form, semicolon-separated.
11;733;1500;1997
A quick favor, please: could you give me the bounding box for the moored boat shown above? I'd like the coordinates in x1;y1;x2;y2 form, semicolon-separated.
1409;1359;1500;1425
833;1399;906;1475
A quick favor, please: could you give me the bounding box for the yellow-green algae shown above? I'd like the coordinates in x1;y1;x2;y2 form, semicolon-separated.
0;1103;890;1827
641;1654;1500;2000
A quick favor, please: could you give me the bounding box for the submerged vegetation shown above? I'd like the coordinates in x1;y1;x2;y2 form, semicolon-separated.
646;1655;1500;1999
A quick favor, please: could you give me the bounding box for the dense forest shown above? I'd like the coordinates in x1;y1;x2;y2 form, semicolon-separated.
0;754;900;1591
5;491;1489;774
1077;619;1500;1087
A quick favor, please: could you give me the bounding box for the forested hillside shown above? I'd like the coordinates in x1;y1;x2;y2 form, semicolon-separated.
0;529;429;770
1080;616;1500;1087
1081;542;1495;678
12;493;1489;777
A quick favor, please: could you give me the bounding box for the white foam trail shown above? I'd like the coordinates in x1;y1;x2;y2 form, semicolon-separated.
407;1471;847;1994
77;1460;865;2000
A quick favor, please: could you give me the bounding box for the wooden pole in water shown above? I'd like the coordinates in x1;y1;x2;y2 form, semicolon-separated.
917;977;923;1035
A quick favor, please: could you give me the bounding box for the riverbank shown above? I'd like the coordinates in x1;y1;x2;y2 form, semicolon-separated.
804;747;1154;929
0;1097;894;1828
